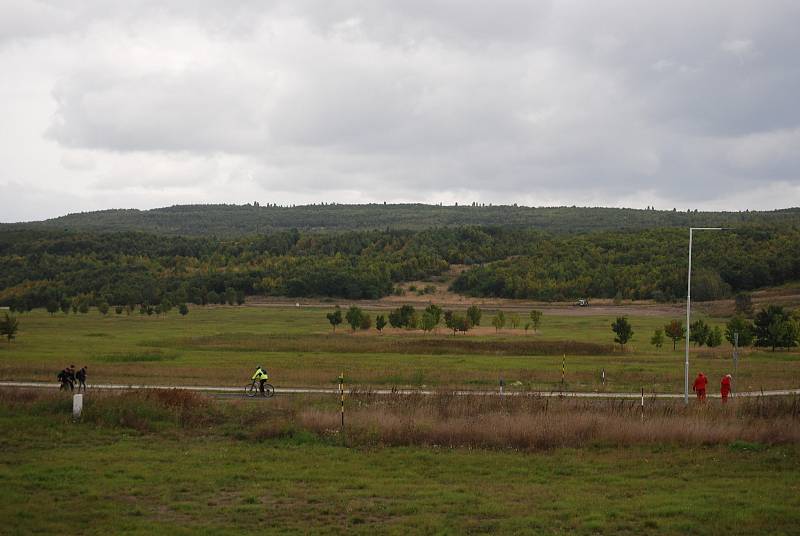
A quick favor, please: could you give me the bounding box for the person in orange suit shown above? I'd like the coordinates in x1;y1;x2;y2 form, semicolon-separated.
720;374;732;403
692;372;708;402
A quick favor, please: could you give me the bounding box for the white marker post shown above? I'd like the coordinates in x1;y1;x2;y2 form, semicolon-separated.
640;388;645;422
73;393;83;420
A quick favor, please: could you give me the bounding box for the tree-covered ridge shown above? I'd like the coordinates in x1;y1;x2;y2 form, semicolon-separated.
451;227;800;301
4;203;800;236
1;225;799;309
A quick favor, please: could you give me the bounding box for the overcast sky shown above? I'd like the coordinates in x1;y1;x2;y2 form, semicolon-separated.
2;1;799;222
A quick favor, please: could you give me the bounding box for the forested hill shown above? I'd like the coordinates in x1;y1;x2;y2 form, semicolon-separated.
2;225;800;310
5;204;800;236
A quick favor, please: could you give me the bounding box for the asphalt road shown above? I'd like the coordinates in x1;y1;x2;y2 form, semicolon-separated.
1;381;798;400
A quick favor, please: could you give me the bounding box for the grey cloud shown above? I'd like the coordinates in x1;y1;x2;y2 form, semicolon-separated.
2;0;800;220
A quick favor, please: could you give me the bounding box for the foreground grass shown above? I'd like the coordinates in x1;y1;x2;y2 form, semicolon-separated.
2;307;798;393
1;391;799;534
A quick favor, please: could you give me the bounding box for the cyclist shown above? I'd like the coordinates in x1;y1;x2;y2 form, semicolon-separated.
252;365;269;395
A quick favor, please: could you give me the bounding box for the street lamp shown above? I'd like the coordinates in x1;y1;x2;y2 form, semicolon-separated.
684;227;725;404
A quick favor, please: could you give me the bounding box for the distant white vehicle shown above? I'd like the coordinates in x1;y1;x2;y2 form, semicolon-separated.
575;299;589;307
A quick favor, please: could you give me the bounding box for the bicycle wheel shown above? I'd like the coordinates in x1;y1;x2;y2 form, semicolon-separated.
245;382;258;398
263;383;275;398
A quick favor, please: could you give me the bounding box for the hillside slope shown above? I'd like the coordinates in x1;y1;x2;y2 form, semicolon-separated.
4;204;800;236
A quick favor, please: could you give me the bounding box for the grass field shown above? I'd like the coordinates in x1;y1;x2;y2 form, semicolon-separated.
1;389;799;535
2;306;799;393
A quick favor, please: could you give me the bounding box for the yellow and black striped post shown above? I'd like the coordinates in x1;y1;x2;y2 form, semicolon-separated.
339;372;345;431
561;354;566;388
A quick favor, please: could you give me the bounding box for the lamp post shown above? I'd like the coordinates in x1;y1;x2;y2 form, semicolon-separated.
684;227;724;404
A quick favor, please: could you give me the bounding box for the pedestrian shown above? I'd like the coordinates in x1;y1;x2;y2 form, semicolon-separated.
721;374;732;403
692;372;708;402
58;366;74;391
76;366;87;392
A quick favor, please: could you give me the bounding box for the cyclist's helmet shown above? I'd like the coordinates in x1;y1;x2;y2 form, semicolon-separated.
257;365;263;370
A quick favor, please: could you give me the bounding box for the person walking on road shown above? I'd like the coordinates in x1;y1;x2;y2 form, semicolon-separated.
76;366;87;392
58;366;74;391
252;365;269;394
693;372;708;402
721;374;732;403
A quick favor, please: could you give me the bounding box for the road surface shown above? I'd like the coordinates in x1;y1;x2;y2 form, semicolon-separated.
1;381;798;399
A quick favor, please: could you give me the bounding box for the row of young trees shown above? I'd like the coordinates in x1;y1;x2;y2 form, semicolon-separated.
326;304;545;335
617;305;800;351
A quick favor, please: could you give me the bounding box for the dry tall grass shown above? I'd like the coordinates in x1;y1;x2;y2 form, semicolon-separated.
3;387;798;450
297;391;800;449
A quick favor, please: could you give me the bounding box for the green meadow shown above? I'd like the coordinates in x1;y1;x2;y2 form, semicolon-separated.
1;390;798;535
1;306;799;393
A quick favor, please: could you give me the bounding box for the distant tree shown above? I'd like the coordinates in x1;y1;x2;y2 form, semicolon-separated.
346;306;363;332
491;311;506;332
154;304;163;316
375;314;387;333
388;309;403;328
444;311;470;335
160;298;173;316
466;305;482;327
524;322;532;334
421;311;437;333
388;305;417;329
235;290;246;305
359;313;372;331
734;292;754;317
224;287;236;306
207;291;220;305
78;300;89;314
725;314;754;347
178;303;189;316
146;305;155;316
424;304;443;329
0;314;19;342
454;313;470;334
529;310;543;332
611;317;633;349
60;299;71;315
707;326;723;347
115;305;124;315
650;329;664;349
98;301;110;315
46;300;59;316
509;313;521;329
326;306;343;332
690;319;710;347
664;320;685;350
754;305;796;351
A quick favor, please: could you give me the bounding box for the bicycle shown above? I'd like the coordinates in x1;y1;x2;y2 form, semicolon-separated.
245;380;275;398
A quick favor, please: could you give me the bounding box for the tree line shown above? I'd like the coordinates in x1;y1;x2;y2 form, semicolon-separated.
615;305;800;352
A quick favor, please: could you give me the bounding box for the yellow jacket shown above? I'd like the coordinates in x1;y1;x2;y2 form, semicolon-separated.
252;368;268;381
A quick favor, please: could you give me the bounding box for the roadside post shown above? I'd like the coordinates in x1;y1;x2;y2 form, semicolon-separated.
73;393;83;420
733;332;739;398
561;354;566;392
601;368;606;386
640;388;644;422
338;372;345;432
499;377;505;396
